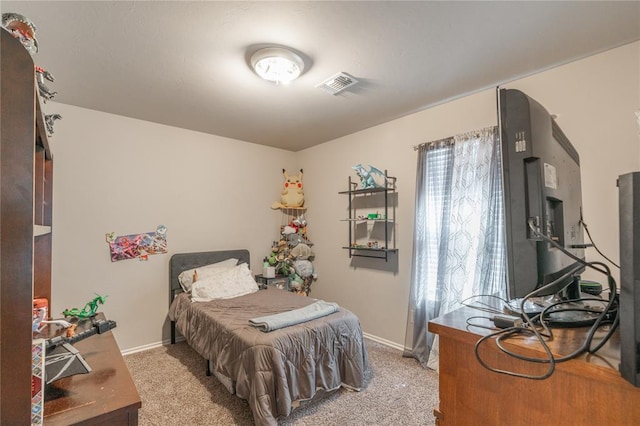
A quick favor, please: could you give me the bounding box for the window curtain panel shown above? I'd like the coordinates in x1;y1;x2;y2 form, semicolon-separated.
403;126;506;370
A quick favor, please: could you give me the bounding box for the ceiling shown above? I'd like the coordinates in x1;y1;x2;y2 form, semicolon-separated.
2;1;639;151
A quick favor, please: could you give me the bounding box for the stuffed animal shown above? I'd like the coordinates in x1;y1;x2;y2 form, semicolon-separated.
286;233;312;247
292;214;307;228
282;225;297;235
271;169;305;209
291;243;313;260
294;259;314;278
288;274;305;291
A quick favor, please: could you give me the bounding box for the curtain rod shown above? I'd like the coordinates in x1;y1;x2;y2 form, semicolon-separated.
412;126;497;151
412;137;453;151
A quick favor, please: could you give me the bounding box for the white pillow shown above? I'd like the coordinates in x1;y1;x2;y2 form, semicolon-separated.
178;258;239;292
191;263;259;302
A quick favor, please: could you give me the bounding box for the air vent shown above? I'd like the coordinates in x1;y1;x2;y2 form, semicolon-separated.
316;72;358;95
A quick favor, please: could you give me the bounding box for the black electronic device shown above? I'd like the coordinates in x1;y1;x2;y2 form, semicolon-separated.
618;171;640;387
46;317;117;350
498;88;598;325
44;317;117;383
45;343;92;384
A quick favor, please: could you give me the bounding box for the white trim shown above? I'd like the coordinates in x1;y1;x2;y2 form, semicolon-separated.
121;333;402;356
362;332;404;352
120;336;184;356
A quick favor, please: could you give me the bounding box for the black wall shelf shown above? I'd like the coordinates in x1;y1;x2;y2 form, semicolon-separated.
339;171;397;261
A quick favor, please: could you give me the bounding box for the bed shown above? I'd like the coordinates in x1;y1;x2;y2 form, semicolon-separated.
167;250;368;426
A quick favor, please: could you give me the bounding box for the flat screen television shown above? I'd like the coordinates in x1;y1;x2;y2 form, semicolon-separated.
498;88;594;324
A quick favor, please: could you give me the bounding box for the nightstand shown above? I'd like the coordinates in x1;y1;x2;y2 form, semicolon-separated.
255;274;288;290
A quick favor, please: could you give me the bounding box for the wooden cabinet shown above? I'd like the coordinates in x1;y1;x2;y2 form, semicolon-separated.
339;171;397;261
1;28;53;424
428;306;640;425
1;29;139;425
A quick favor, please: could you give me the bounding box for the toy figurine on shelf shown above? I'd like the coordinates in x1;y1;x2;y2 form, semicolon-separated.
45;113;62;136
352;164;386;189
62;294;108;319
36;66;57;101
1;12;38;55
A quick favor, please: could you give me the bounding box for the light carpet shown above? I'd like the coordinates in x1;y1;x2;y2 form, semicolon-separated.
124;339;438;425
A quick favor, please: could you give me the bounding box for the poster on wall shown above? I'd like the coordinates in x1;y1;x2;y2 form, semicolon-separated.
106;224;167;262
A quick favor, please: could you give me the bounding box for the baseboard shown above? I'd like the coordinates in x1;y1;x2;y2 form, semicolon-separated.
121;336;184;356
362;332;404;352
122;333;401;356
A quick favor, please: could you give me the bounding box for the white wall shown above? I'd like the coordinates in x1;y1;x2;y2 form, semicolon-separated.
48;104;296;350
299;41;640;347
48;41;639;352
298;90;497;347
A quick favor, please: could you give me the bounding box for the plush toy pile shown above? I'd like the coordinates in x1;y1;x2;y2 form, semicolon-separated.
264;214;317;295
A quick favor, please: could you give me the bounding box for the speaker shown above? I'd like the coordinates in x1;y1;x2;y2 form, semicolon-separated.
618;172;640;387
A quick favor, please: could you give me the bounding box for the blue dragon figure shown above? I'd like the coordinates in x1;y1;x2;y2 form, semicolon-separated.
352;164;386;189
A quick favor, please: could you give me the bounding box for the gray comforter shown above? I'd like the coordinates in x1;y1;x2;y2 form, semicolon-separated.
168;287;368;425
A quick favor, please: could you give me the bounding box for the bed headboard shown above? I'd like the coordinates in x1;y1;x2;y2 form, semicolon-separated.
169;249;251;306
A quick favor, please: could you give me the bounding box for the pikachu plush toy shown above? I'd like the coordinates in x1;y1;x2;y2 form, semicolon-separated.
271;169;304;209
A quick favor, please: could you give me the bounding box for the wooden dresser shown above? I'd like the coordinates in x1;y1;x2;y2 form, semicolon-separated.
428;306;640;426
42;314;141;425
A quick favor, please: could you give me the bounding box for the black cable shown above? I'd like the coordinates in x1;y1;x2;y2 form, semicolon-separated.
461;294;510;315
504;278;616;365
475;220;618;380
466;315;496;331
581;218;620;269
475;326;557;380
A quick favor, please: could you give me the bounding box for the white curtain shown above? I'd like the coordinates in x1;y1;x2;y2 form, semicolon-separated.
403;126;506;370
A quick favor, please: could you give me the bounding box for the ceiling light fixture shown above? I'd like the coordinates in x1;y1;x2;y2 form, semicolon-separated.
251;47;305;84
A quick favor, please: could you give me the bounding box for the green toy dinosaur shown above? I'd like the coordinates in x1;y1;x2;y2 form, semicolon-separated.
62;294;108;318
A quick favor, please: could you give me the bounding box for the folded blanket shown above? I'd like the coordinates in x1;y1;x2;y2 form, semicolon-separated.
249;300;339;332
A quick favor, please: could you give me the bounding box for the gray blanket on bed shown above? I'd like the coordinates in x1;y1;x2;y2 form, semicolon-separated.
248;300;339;332
168;288;368;426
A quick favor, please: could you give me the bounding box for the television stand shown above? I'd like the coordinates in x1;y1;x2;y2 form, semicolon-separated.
428;306;640;425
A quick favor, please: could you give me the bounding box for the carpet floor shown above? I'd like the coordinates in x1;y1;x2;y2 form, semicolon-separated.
124;339;438;425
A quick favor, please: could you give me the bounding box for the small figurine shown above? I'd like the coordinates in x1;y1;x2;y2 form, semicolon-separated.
352;164;386;189
1;12;38;55
62;294;108;319
271;168;305;209
45;113;62;136
65;324;78;338
36;66;57;101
